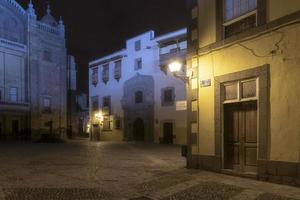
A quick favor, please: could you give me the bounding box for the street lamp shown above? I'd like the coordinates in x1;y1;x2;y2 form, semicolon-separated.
168;60;191;83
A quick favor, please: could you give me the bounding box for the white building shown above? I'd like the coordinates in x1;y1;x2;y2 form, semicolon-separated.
89;29;187;144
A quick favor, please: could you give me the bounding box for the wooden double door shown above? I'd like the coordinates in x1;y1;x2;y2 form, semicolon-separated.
224;101;258;173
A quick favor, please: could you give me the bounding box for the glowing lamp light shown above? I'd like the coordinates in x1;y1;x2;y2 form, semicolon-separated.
95;112;103;121
168;61;182;73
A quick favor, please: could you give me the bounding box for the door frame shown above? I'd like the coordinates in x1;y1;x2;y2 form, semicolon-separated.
214;65;270;173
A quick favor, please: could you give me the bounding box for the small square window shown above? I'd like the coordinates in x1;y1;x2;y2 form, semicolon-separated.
135;40;141;51
241;79;256;99
225;82;238;101
134;58;142;70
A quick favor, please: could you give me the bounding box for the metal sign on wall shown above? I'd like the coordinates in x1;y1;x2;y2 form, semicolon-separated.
200;79;211;87
176;101;187;111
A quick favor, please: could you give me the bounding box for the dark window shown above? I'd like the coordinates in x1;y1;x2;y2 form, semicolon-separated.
162;87;175;106
135;40;141;51
135;91;143;104
134;58;142;70
102;96;111;116
91;96;99;111
102;64;109;83
114;60;122;81
92;67;99;86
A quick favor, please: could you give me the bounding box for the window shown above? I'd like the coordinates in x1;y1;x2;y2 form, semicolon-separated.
43;98;51;113
9;87;17;102
102;96;111;116
135;40;141;51
224;79;257;103
162;87;175;106
223;0;257;38
92;67;99;87
224;0;257;21
43;50;52;62
91;96;99;111
102;64;109;83
135;91;143;104
114;60;122;81
134;58;142;70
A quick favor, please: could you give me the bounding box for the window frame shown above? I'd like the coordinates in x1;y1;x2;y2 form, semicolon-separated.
134;58;142;71
223;78;258;104
102;63;110;83
135;40;141;51
114;60;122;81
91;96;99;111
161;87;175;106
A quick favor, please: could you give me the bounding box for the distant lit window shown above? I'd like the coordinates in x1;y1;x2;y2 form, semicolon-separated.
134;58;142;70
114;60;122;81
135;40;141;51
91;96;99;111
161;87;175;106
43;98;51;113
135;91;143;104
102;64;109;83
9;87;17;102
43;50;52;62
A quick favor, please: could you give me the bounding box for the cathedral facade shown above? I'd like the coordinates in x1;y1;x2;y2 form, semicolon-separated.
0;0;67;140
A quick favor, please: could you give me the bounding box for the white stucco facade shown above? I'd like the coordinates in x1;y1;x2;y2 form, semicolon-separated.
89;29;187;144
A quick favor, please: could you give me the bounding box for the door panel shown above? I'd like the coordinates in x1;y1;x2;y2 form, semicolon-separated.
224;101;257;173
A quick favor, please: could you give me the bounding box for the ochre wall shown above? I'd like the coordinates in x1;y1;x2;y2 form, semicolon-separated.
195;23;300;162
267;0;300;22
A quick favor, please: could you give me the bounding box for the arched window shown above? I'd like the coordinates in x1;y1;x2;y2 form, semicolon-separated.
135;91;143;104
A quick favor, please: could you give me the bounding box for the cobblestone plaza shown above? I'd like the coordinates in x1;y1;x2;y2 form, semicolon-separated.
0;140;299;200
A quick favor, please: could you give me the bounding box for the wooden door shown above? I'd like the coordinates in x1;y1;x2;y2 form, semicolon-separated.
224;101;257;173
133;118;145;141
163;122;173;144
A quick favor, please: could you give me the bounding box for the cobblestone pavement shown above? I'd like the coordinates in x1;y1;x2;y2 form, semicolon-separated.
0;140;299;200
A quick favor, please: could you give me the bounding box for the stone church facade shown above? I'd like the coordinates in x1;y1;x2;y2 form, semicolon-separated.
0;0;67;140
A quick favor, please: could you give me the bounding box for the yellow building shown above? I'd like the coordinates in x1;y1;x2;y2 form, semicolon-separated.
186;0;300;185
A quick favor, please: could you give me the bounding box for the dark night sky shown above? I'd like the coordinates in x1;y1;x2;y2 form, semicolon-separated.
16;0;188;93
